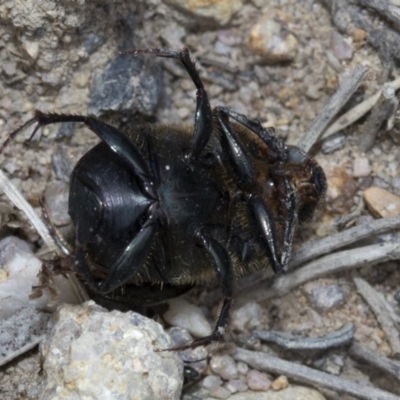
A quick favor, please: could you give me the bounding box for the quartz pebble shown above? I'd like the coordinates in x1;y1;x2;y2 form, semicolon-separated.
164;297;212;338
40;301;183;400
353;157;371;177
231;301;263;333
225;378;248;393
331;31;353;60
0;236;47;319
209;385;232;399
44;181;71;226
227;386;327;399
210;354;238;380
248;11;298;62
202;374;223;389
164;0;242;25
271;375;289;391
246;369;271;391
306;284;345;311
363;186;400;217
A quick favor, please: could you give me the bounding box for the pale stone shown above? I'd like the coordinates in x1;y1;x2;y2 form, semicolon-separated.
40;302;183;400
364;186;400;217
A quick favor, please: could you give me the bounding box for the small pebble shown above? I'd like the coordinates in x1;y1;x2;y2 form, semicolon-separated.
209;385;231;399
271;375;289;391
202;375;223;389
237;361;249;376
231;301;263;333
225;379;248;393
210;354;238;380
363;186;400;217
164;297;212;338
247;11;298;63
353;157;371;177
307;284;345;312
331;31;353;60
164;0;242;25
246;369;271;391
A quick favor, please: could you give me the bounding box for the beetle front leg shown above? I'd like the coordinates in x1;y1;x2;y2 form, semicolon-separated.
125;48;213;160
247;179;299;274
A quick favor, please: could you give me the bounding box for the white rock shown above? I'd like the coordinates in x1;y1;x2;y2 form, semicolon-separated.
231;301;263;333
40;301;183;400
228;386;327;399
247;369;271;391
0;236;48;319
164;297;212;338
210;354;238;380
353;157;371;178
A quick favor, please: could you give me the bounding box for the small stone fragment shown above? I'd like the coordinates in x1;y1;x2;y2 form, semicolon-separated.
352;28;367;43
306;284;345;312
210;354;238;380
321;133;345;154
353;157;371;178
271;375;289;391
231;301;264;333
225;378;248;393
209;385;231;399
167;326;208;373
202;374;223;389
228;386;327;399
237;361;249;376
40;302;183;400
331;31;353;60
44;181;71;226
246;369;271;391
325;167;357;214
0;236;47;319
164;0;242;25
363;186;400;217
164;297;212;338
248;11;298;63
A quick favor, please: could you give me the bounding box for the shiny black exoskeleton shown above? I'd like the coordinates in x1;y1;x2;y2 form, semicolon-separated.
3;48;326;348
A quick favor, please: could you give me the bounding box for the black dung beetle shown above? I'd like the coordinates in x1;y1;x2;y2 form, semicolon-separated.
3;48;326;348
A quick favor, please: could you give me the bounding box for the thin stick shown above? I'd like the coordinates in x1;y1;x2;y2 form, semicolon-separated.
322;77;400;138
290;216;400;268
234;347;400;400
350;343;400;383
252;322;354;350
237;241;400;306
353;277;400;357
0;169;57;252
298;65;369;153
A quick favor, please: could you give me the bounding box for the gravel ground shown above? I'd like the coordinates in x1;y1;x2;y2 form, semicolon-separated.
1;1;400;399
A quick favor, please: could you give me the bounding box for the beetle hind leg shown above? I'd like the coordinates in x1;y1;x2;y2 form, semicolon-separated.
124;47;213;160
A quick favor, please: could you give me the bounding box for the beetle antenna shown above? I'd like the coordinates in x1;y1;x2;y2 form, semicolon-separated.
1;117;38;154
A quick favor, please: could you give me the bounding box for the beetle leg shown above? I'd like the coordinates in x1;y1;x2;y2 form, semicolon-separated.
247;178;299;273
171;230;233;350
4;110;153;186
99;216;159;293
215;106;288;162
125;48;213;160
215;107;255;190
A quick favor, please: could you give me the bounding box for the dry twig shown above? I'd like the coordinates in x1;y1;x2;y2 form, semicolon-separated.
298;65;369;153
353;277;400;357
323;77;400;138
252;322;354;350
237;241;400;306
350;343;400;383
290;215;400;268
234;347;400;400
